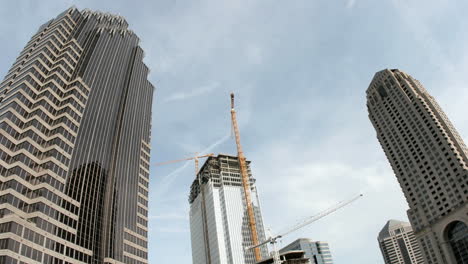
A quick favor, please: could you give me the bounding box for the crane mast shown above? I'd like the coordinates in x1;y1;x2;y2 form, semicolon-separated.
230;93;262;262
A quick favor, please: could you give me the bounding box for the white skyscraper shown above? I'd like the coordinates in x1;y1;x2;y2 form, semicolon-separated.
378;220;424;264
280;238;334;264
189;154;268;264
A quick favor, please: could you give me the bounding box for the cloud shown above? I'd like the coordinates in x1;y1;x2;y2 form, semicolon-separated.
163;81;219;103
389;0;468;144
250;131;409;263
155;160;192;193
151;132;231;200
258;157;402;218
390;0;454;74
149;213;189;220
245;44;264;65
154;226;190;233
6;1;459;264
146;1;467;263
346;0;357;9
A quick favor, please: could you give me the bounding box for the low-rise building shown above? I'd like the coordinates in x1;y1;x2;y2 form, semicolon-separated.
256;251;310;264
279;238;333;264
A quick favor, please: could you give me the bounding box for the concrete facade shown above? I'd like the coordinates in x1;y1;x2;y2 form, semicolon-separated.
0;7;153;263
378;220;424;264
189;154;268;264
367;69;468;264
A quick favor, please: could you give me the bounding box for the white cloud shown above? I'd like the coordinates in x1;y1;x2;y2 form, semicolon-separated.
389;0;468;141
390;0;454;74
23;1;462;263
145;0;468;262
245;44;264;65
154;226;190;233
249;126;409;263
258;157;404;217
149;213;189;220
163;81;219;103
346;0;357;9
257;157;408;262
141;0;263;76
151;132;231;201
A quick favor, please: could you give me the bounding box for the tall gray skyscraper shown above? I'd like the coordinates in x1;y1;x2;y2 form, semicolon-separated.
279;238;333;264
367;69;468;264
0;7;153;263
378;220;424;264
189;154;268;264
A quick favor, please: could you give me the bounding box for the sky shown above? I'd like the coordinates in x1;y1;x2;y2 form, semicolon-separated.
1;0;468;263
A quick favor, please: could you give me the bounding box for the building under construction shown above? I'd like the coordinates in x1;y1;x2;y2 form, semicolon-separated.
189;154;269;264
256;251;310;264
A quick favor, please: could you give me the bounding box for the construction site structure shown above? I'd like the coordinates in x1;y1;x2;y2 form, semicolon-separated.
247;194;363;264
230;93;262;261
188;154;269;264
279;239;333;264
256;251;310;264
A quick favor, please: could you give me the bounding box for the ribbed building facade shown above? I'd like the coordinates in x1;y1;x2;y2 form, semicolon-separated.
0;7;153;264
378;220;424;264
189;154;268;264
367;69;468;264
279;238;333;264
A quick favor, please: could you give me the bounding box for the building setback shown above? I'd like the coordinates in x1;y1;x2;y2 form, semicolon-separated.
367;69;468;264
0;7;153;263
189;154;269;264
378;220;424;264
279;238;333;264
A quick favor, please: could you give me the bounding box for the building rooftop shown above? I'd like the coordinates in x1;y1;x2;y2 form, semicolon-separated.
256;250;309;264
188;154;254;203
378;219;411;241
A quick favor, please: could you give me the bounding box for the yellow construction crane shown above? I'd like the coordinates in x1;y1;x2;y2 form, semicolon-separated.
154;153;214;264
230;93;262;261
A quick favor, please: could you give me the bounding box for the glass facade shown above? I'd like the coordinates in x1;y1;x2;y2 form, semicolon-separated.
0;7;153;264
279;239;334;264
189;154;268;264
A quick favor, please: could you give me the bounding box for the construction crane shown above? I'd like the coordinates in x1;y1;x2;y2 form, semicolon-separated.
154;153;214;175
154;153;214;264
247;194;363;264
230;93;262;261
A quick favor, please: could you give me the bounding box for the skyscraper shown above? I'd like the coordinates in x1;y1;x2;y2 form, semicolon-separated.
367;69;468;264
0;7;153;264
189;154;268;264
279;238;334;264
378;220;424;264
